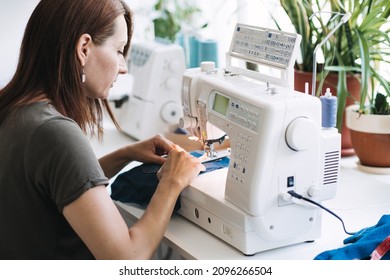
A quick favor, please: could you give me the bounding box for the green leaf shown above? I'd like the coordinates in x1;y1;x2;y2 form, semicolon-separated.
355;29;370;113
336;71;348;132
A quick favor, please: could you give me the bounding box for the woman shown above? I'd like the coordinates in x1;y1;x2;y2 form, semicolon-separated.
0;0;205;259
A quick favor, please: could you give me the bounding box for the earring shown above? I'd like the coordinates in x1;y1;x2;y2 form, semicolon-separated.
81;68;86;83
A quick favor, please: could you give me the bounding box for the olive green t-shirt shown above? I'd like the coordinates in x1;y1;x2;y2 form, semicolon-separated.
0;102;109;259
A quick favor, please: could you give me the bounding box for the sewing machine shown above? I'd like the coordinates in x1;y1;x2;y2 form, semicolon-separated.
178;24;341;255
114;40;185;140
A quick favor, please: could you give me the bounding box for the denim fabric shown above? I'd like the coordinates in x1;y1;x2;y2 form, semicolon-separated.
110;151;230;211
314;215;390;260
110;163;172;209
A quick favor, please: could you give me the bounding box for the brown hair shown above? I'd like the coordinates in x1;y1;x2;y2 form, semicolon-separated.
0;0;133;138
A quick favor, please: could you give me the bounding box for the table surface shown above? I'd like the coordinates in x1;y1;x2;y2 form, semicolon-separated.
91;121;390;260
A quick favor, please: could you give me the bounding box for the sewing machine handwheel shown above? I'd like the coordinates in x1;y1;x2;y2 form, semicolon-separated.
161;102;182;124
285;117;317;151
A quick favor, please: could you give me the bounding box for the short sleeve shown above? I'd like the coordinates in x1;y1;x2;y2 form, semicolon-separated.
26;117;109;212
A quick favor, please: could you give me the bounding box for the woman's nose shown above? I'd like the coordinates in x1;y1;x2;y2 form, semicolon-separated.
119;57;128;74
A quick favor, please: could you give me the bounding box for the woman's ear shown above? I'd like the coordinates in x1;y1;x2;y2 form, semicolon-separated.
76;34;92;67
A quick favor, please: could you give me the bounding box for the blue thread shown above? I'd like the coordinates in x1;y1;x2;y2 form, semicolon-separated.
188;36;200;68
198;39;218;67
320;88;337;128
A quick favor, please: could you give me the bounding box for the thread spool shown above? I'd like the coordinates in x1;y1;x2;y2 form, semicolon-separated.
188;36;200;68
198;39;218;67
320;88;337;128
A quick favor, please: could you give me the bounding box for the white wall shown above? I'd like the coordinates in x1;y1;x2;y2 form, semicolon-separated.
0;0;39;88
0;0;281;88
129;0;240;68
236;0;287;29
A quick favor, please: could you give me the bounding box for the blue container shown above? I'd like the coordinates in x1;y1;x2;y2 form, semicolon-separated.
188;36;200;68
198;39;218;67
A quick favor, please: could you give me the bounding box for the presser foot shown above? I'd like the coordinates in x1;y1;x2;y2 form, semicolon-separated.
200;149;231;163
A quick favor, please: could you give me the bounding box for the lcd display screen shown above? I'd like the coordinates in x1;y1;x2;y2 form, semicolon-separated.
212;92;229;116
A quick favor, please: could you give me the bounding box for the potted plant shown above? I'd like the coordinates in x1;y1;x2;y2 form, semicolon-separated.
345;75;390;171
152;0;207;43
274;0;390;156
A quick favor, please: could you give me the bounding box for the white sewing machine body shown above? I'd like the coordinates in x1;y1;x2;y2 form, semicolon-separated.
179;69;340;255
115;40;185;140
178;24;341;255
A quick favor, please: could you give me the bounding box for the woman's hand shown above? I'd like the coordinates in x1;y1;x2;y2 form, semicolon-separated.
157;146;206;193
126;134;176;166
99;134;175;179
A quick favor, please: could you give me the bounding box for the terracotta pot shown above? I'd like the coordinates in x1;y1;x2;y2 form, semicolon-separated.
294;70;361;157
346;105;390;168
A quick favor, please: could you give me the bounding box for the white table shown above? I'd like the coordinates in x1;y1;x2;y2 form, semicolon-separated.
91;123;390;260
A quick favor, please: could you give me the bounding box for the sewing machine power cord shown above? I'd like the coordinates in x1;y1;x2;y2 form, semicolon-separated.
287;190;356;236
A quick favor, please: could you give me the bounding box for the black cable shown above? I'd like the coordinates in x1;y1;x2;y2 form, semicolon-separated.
287;190;356;236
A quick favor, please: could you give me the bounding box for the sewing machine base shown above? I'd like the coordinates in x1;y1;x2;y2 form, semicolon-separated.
178;168;323;256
